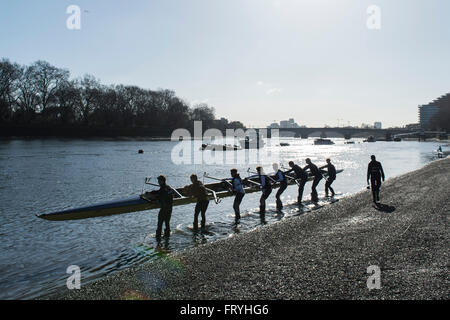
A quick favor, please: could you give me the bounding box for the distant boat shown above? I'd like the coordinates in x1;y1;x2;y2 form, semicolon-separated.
200;143;242;151
239;137;265;149
344;141;355;144
314;138;334;145
394;137;402;142
364;136;376;143
279;143;290;147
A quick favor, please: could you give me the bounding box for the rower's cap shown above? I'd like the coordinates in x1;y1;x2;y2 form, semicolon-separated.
371;155;376;160
157;175;166;182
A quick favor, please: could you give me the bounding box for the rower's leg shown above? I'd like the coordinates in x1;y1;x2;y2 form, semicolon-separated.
259;194;266;213
298;180;306;204
311;177;321;202
328;179;335;197
164;209;172;237
201;200;209;229
370;178;377;202
275;189;282;210
193;202;201;230
325;180;330;197
234;193;243;220
376;178;381;202
276;184;287;210
156;210;164;241
260;189;272;213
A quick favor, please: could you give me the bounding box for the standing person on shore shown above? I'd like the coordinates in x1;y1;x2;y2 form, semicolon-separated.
228;169;245;222
320;159;337;197
256;166;272;213
272;163;287;211
150;175;174;241
367;155;385;204
285;161;309;205
184;174;209;231
303;158;322;203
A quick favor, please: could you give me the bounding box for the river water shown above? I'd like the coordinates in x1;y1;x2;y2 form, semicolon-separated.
0;138;445;299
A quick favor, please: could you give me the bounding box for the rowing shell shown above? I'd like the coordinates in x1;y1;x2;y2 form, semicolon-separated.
37;170;343;221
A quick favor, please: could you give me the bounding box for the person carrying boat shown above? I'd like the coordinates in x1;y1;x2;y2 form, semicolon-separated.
367;155;385;204
256;166;272;213
184;174;209;231
272;163;287;211
285;161;308;205
319;159;336;197
228;169;245;221
150;175;174;241
303;158;322;203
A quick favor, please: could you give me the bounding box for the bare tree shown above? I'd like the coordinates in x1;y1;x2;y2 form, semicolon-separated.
0;59;21;121
28;60;70;112
76;74;101;124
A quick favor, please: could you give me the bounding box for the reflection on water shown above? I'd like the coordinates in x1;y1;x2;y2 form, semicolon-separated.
0;138;445;299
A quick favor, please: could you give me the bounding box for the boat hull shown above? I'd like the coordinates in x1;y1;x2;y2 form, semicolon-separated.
38;170;343;221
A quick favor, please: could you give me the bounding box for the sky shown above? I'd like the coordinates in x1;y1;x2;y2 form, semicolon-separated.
1;0;449;128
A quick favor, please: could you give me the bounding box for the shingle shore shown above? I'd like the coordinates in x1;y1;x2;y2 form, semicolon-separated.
49;158;449;300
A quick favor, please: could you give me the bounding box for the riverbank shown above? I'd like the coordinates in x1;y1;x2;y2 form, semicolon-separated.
50;157;449;300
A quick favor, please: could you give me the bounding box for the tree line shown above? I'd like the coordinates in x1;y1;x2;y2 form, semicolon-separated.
0;58;245;136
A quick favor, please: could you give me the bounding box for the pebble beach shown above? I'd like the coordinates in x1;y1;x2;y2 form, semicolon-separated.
50;157;449;300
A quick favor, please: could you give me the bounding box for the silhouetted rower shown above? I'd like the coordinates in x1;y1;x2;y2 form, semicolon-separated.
150;175;174;241
184;174;209;231
320;158;336;197
286;161;308;205
228;169;245;221
256;166;272;213
272;163;287;211
367;155;385;203
304;158;322;203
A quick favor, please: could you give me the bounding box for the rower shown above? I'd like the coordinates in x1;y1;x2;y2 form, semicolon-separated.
286;161;308;205
256;166;272;214
319;159;337;197
149;175;174;241
367;155;385;204
228;169;245;222
303;158;322;203
272;163;287;211
184;174;209;231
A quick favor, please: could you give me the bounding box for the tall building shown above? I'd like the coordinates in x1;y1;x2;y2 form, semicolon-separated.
418;105;440;129
374;122;382;129
418;92;449;129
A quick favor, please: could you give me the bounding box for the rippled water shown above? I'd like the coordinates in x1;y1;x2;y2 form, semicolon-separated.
0;138;444;299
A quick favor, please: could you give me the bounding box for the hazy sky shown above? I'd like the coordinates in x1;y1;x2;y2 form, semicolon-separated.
1;0;449;128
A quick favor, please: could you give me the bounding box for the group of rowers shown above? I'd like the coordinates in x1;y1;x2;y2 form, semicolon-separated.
150;155;386;241
149;158;338;241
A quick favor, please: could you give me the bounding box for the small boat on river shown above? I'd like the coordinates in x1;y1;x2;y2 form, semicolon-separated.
314;138;334;145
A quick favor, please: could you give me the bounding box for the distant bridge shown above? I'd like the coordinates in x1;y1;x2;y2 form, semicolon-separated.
252;127;448;140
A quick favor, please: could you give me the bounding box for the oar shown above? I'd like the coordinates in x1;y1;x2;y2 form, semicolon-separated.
247;168;277;184
145;177;184;198
203;172;233;187
205;187;221;204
